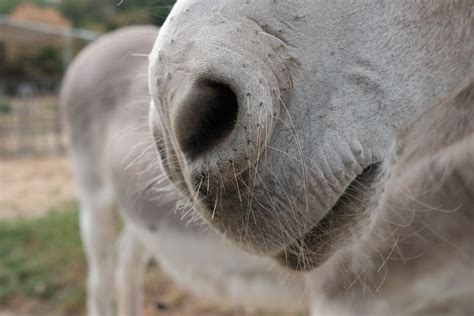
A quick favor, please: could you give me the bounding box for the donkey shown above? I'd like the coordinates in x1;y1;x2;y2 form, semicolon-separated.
61;25;306;316
147;1;473;315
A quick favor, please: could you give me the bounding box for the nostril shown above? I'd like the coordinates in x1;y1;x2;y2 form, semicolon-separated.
174;80;239;160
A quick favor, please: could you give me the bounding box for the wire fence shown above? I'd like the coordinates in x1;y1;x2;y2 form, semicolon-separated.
0;84;65;158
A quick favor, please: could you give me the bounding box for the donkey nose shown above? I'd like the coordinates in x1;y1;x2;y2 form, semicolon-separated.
174;80;239;160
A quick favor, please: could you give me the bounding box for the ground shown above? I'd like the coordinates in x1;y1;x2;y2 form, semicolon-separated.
0;157;301;316
0;157;75;220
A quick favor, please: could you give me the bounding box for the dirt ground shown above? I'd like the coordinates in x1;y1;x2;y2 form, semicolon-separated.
0;157;76;220
0;157;298;316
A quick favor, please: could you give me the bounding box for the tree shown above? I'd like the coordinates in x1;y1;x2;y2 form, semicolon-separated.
1;0;176;29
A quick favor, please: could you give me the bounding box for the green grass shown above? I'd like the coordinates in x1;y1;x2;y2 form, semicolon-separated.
0;202;86;315
0;98;12;114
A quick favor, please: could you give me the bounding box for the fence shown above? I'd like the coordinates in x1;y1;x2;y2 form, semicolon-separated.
0;84;65;158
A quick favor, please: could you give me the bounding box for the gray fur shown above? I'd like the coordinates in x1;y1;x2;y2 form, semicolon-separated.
148;1;473;315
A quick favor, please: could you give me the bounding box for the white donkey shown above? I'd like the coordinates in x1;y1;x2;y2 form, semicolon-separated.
60;25;306;316
147;1;473;315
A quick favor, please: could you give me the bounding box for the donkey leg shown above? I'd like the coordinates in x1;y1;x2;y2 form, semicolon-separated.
79;192;118;316
115;225;149;316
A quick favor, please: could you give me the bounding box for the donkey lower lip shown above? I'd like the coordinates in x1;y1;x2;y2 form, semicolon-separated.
190;161;379;261
273;164;380;271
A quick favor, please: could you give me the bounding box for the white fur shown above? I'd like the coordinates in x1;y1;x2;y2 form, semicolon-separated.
148;1;473;315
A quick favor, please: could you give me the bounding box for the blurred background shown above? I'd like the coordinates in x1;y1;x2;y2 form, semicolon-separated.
0;1;292;315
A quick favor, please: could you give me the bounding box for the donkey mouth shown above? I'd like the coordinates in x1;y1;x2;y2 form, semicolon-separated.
273;164;380;271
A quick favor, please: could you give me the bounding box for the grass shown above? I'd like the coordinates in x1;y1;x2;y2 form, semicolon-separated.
0;202;86;316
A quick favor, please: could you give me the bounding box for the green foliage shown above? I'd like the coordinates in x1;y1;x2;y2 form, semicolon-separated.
0;203;86;315
101;8;152;32
1;1;176;81
0;0;22;14
16;45;64;80
58;0;113;30
1;0;176;29
0;98;12;114
141;0;176;26
3;45;64;85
